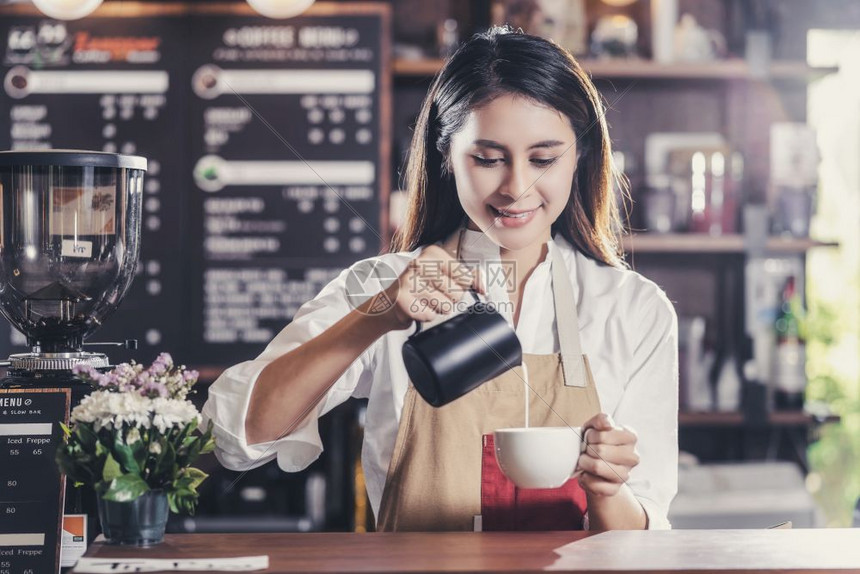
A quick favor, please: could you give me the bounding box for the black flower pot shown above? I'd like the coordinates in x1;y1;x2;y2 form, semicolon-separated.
97;490;168;546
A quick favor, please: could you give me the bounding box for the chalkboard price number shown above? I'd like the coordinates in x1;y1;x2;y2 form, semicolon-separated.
6;480;16;487
37;22;68;46
8;449;18;456
7;27;35;52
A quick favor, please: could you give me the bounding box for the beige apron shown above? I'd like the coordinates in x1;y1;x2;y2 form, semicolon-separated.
377;232;602;532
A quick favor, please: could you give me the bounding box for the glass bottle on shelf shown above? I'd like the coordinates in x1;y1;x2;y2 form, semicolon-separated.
773;276;806;410
437;18;459;59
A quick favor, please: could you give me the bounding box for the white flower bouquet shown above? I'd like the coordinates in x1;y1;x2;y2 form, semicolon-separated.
56;353;215;515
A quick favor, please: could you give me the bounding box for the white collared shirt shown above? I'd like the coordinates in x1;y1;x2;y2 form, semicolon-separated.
202;230;679;529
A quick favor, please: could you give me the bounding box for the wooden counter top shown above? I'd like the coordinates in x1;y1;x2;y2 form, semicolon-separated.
81;529;860;573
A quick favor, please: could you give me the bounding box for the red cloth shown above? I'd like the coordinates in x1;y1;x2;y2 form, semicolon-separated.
480;434;587;531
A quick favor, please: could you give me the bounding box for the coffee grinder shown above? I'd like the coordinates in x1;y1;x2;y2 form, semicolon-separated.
0;150;146;547
0;150;145;397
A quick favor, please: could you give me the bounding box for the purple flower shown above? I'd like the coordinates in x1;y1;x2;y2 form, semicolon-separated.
72;363;99;381
72;363;92;376
76;352;195;399
149;353;173;377
140;379;167;398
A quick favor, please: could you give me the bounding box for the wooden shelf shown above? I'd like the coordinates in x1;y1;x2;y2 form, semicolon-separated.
393;58;448;77
585;59;836;80
679;411;840;427
622;233;839;254
392;58;837;81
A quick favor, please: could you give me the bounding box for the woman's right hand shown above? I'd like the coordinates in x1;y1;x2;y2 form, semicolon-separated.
380;244;485;331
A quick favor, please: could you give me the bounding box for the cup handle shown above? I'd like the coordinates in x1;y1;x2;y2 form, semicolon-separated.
570;430;589;480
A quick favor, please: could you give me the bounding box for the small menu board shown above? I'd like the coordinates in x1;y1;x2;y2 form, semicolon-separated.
0;388;70;574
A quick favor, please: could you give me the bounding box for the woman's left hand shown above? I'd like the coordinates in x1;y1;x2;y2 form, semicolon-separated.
576;413;640;497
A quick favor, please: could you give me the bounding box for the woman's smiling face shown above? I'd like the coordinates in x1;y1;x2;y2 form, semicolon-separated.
448;93;578;252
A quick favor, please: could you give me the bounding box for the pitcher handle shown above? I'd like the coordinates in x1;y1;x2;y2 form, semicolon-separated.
411;288;482;335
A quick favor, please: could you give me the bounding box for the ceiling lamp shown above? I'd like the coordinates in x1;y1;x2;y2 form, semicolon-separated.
246;0;315;19
32;0;103;20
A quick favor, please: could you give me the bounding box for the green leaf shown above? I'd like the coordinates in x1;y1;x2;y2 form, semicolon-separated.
95;441;108;457
174;487;194;498
152;441;176;483
176;421;196;445
59;421;72;439
200;433;216;455
112;438;141;475
167;491;180;514
182;437;203;468
167;489;199;516
164;466;208;517
101;473;150;503
177;424;215;468
75;424;98;451
183;467;208;489
102;452;123;482
199;422;215;455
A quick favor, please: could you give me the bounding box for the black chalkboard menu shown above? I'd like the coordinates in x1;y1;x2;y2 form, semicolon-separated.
0;388;70;574
0;3;391;369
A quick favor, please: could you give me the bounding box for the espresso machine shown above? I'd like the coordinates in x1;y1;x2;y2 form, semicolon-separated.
0;150;145;401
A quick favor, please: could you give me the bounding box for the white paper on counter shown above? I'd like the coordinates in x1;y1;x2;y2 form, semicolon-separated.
72;555;268;572
546;529;860;571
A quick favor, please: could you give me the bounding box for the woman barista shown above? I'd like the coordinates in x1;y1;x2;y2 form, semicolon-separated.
203;27;678;531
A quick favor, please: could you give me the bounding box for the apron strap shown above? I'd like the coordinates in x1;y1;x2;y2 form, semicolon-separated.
549;241;588;388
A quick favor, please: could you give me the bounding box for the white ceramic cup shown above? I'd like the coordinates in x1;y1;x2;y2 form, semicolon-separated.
493;426;585;489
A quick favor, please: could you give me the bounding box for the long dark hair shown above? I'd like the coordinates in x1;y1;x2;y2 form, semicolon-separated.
391;27;626;267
